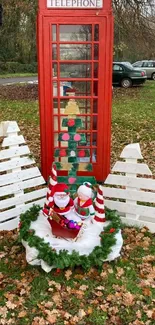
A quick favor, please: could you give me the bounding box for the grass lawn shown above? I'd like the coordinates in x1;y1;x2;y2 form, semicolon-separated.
0;73;37;79
0;81;155;325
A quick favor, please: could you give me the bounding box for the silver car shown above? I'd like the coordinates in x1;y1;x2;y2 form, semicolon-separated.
133;60;155;80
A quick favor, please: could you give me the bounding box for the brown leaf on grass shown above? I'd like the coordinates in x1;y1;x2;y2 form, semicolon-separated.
18;311;27;318
78;309;86;319
46;314;57;324
145;309;155;319
87;306;93;314
136;310;142;319
0;272;4;279
69;315;79;324
52;292;62;305
0;306;8;318
100;303;109;312
130;320;144;325
143;287;152;296
32;316;47;325
142;255;155;262
44;301;54;308
71;289;85;298
96;285;105;290
79;284;88;291
48;280;61;290
100;271;108;278
94;291;103;297
116;267;124;277
6;301;17;309
73;274;83;280
123;292;135;306
63;312;72;319
65;269;72;280
109;315;123;324
0;252;7;259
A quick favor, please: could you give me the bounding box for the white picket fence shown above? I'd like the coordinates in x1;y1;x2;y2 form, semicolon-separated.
0;121;47;230
103;143;155;232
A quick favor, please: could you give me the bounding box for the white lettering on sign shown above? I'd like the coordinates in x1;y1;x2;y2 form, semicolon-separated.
47;0;103;8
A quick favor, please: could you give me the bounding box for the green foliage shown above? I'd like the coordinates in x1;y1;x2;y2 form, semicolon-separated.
19;205;122;270
85;163;93;171
55;162;63;170
0;61;37;74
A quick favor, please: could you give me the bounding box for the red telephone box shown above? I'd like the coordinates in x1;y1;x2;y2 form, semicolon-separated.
37;0;113;181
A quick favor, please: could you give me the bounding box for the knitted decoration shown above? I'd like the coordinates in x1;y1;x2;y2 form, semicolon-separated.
43;164;57;216
94;185;106;223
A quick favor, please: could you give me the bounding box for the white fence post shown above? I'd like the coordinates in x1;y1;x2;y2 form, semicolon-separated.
103;143;155;232
0;121;47;231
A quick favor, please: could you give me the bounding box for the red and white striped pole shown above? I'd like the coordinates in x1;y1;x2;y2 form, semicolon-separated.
94;185;106;226
43;164;57;216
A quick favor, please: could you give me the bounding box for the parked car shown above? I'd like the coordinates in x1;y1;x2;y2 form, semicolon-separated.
132;60;155;80
113;62;147;88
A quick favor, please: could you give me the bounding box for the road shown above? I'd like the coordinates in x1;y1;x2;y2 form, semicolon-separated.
0;76;38;85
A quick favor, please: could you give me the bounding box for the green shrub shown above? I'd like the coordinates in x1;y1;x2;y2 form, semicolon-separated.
0;61;38;74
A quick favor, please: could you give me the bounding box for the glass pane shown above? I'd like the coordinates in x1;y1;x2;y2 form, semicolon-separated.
53;99;58;113
92;148;97;162
54;116;58;131
61;81;91;96
52;45;57;60
93;81;98;96
80;116;91;130
94;25;99;41
60;25;92;41
60;63;91;78
94;44;99;60
53;82;58;96
92;133;97;146
60;99;91;114
94;63;98;78
52;25;57;42
53;63;57;77
93;99;98;113
54;132;59;147
93;116;97;130
59;44;91;60
53;82;64;96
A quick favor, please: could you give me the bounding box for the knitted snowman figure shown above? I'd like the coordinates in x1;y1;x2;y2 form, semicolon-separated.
74;182;95;221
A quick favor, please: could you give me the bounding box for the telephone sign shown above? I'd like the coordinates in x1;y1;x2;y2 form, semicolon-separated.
47;0;103;8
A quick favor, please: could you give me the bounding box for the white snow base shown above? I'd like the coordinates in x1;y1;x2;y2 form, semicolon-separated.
22;211;123;272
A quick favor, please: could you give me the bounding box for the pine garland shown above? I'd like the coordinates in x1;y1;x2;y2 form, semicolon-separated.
19;205;122;270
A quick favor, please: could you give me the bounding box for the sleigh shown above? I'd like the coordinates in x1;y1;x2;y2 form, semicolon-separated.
47;212;84;241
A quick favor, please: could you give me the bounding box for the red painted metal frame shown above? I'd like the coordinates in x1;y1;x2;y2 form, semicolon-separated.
37;0;113;181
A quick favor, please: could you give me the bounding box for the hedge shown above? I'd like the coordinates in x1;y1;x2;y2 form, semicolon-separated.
0;61;38;74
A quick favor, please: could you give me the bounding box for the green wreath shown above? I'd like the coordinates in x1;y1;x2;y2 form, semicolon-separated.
19;205;122;270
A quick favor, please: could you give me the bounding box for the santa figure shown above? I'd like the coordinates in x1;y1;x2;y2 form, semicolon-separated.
45;183;74;217
74;182;95;221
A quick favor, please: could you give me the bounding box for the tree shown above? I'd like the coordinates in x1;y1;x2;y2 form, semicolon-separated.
113;0;155;61
0;0;37;63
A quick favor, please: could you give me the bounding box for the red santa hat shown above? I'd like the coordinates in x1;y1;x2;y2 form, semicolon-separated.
94;185;106;223
51;183;69;196
77;182;93;198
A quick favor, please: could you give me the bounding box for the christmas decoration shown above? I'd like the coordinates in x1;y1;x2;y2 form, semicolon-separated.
42;164;57;217
94;185;106;228
53;92;96;193
19;205;123;272
19;93;123;271
74;182;95;221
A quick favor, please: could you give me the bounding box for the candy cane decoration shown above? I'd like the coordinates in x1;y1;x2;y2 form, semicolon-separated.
94;185;106;224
